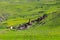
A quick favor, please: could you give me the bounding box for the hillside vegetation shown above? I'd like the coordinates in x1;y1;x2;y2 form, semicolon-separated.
0;0;60;40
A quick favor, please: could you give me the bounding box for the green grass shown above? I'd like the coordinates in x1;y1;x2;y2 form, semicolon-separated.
0;0;60;40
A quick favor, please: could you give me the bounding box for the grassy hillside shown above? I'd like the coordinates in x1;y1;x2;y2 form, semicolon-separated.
0;0;60;40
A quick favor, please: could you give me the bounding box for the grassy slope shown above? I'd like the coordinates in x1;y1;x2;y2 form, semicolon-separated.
0;0;60;40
